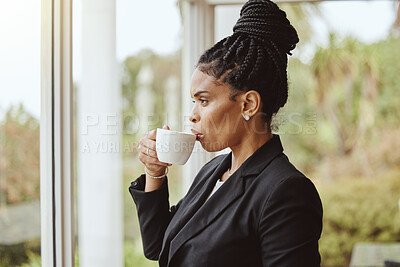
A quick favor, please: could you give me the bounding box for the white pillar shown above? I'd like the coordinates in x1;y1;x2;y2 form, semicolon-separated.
181;1;215;194
165;75;180;130
136;64;154;137
78;0;123;266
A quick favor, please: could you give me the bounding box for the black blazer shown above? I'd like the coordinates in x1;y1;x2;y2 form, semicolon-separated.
129;135;323;267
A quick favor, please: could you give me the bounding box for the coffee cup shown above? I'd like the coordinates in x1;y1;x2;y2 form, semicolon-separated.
156;128;196;165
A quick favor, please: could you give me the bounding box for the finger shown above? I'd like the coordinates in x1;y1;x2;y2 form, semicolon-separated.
143;146;158;159
147;125;170;141
146;129;157;141
137;144;157;159
140;138;156;150
138;152;170;167
139;139;158;159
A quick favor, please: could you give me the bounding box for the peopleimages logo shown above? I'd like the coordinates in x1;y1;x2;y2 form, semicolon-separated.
79;112;191;136
79;111;317;135
80;141;138;153
272;111;317;135
77;111;318;153
156;142;194;153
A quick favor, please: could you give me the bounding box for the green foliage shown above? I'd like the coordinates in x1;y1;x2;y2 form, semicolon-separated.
0;239;40;267
311;34;380;155
371;36;400;126
16;251;41;267
318;169;400;267
0;104;40;204
281;36;400;177
279;57;321;174
124;240;158;267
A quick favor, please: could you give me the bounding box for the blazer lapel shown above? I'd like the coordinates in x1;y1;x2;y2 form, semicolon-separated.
159;153;230;265
167;160;244;266
167;154;229;238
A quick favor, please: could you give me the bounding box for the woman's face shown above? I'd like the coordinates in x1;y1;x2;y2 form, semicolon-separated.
189;68;245;152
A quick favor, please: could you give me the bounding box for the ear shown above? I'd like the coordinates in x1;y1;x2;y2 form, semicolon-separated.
240;90;262;118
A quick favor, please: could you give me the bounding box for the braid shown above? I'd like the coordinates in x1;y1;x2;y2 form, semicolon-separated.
235;39;256;84
235;37;250;62
197;0;299;122
248;46;264;80
223;35;243;62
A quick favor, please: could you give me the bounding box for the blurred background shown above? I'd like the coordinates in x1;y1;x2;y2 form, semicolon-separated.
0;0;399;266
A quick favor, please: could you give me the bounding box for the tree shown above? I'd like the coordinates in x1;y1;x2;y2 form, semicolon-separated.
311;34;379;155
0;104;40;205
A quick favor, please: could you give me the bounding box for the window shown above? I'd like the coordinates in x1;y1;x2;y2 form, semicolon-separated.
0;1;41;266
10;0;395;266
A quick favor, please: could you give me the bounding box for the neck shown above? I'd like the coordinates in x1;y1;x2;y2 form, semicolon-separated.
229;131;273;174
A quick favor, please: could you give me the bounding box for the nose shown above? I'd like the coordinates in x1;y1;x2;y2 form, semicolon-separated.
189;106;199;123
189;113;199;123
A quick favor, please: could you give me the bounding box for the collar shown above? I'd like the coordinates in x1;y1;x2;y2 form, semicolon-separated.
228;134;284;178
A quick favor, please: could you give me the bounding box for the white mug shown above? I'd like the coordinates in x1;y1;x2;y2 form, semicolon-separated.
156;128;196;165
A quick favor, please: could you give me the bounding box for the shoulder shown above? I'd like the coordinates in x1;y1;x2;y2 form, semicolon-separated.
255;155;323;226
268;175;321;206
257;174;323;237
263;159;322;218
252;153;322;211
255;153;305;190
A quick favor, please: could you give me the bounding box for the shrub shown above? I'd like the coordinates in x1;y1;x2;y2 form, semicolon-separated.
0;239;40;267
318;168;400;267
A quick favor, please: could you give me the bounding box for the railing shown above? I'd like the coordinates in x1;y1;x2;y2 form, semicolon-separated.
350;243;400;267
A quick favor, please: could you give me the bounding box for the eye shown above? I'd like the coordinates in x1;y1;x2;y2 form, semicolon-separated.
191;98;208;105
200;99;208;105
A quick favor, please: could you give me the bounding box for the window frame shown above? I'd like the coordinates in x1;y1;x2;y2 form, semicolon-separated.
41;0;74;266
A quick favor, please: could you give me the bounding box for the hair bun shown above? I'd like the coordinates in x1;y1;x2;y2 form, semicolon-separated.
233;0;299;55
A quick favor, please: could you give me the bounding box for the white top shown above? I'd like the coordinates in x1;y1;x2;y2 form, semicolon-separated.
205;179;225;202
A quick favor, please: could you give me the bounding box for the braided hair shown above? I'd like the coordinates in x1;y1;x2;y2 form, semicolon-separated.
197;0;299;125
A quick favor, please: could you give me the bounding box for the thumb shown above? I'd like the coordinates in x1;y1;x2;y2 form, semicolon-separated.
162;125;170;130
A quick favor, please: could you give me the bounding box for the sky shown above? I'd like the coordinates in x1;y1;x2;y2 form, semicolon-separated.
0;0;396;120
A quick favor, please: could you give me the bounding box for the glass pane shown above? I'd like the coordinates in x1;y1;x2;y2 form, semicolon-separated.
0;0;41;266
117;0;183;264
73;0;182;266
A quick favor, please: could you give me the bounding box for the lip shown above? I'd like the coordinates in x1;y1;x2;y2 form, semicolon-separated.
190;129;204;141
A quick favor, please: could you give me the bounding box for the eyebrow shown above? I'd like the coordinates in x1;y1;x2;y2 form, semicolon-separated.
193;90;210;98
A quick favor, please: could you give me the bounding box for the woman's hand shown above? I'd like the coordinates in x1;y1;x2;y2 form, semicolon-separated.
138;125;172;178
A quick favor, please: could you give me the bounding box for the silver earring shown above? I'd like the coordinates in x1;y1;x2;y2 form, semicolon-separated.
244;114;250;121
